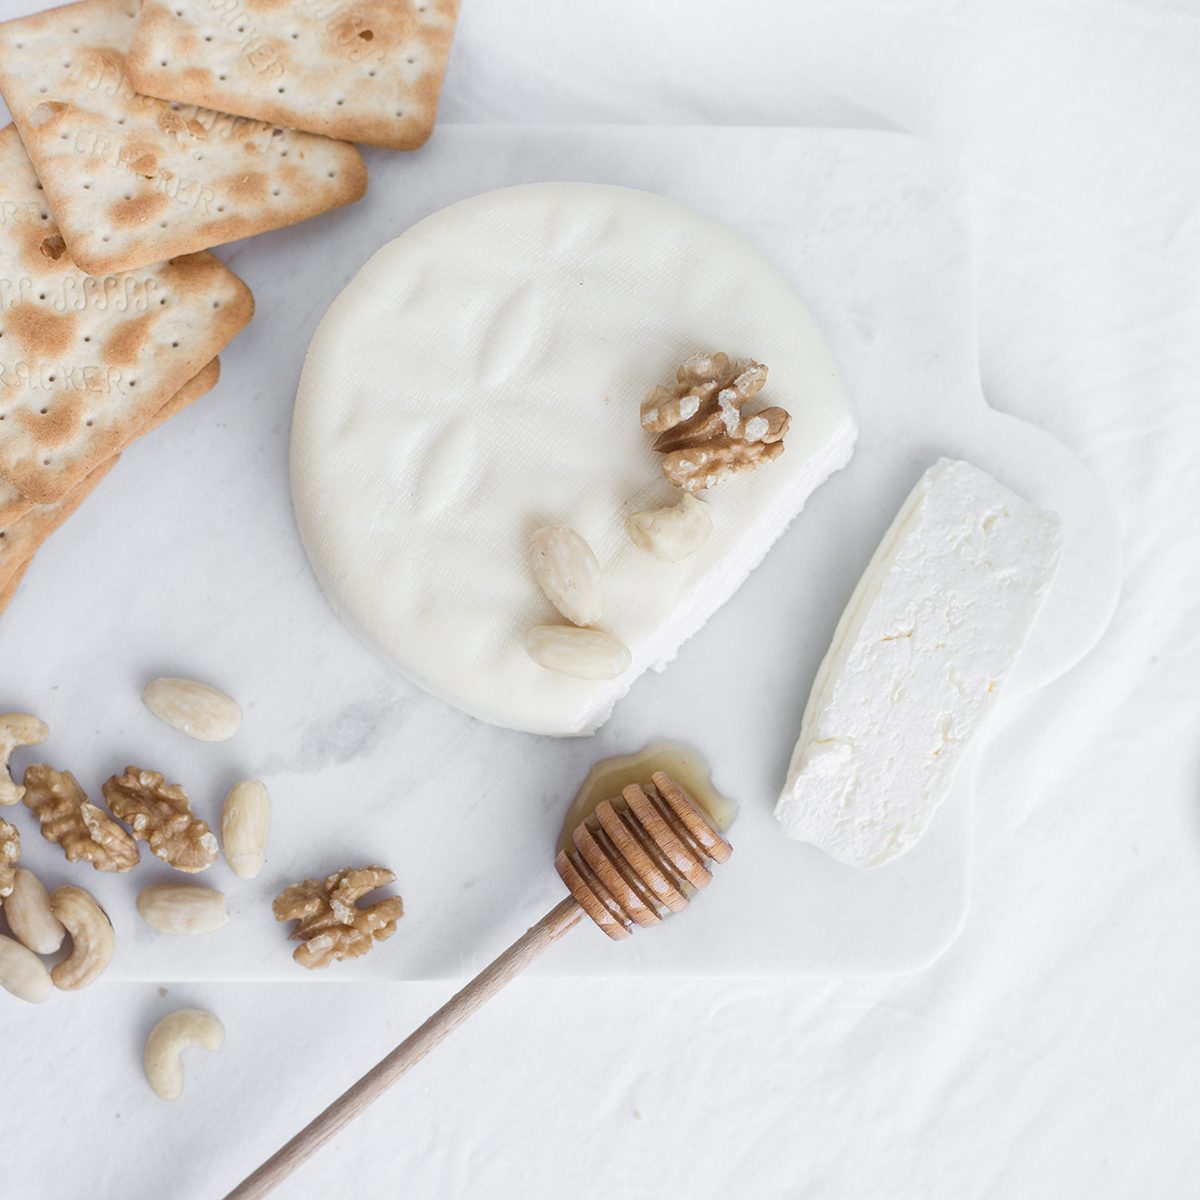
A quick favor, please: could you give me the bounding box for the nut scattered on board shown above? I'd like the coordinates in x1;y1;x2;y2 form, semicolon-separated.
529;527;604;627
0;713;49;804
142;677;243;743
5;869;66;955
144;1008;225;1101
136;884;229;936
641;353;790;492
626;492;713;562
0;933;53;1004
525;625;632;680
273;866;404;970
22;764;140;872
49;884;115;991
220;779;270;880
102;767;219;874
0;816;18;898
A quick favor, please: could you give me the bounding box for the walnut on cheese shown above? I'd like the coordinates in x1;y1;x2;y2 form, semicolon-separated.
641;352;790;492
0;712;49;805
102;767;218;874
273;866;404;969
22;764;140;872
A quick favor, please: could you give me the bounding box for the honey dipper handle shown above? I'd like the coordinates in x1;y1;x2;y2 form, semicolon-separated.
224;896;584;1200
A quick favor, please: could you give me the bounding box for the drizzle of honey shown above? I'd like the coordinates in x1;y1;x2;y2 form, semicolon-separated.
557;741;737;856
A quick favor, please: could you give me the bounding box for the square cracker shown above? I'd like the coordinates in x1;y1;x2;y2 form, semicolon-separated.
0;355;220;525
0;122;252;504
0;356;220;608
128;0;459;150
0;0;368;275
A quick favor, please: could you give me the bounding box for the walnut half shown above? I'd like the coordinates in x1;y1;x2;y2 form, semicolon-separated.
273;866;404;970
641;352;790;492
102;767;218;874
22;764;140;872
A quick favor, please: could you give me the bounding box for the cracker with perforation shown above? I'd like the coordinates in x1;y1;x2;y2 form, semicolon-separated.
0;0;368;275
0;356;220;525
0;122;251;504
0;356;219;614
0;455;117;604
128;0;459;150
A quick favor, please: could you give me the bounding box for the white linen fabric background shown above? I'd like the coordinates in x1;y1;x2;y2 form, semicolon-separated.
3;1;1198;1197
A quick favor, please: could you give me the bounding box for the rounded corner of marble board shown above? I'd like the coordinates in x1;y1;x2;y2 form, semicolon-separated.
966;405;1122;697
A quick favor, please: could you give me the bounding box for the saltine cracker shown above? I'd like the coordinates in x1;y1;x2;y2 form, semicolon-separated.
0;0;368;274
0;123;251;504
0;355;220;523
129;0;459;150
0;357;220;608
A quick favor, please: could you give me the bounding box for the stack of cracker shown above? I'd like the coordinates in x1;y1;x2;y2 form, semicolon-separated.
0;0;460;617
0;123;251;614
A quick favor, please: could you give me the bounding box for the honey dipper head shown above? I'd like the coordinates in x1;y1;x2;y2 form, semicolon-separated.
555;771;733;940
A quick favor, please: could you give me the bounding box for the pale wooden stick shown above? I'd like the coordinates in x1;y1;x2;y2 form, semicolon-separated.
224;897;584;1200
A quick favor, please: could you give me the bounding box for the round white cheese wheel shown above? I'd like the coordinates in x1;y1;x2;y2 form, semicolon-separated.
291;183;855;736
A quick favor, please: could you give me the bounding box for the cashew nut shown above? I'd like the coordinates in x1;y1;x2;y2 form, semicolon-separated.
221;779;270;879
5;868;66;955
626;492;713;562
49;884;114;990
0;933;53;1003
136;883;229;935
144;1008;224;1100
0;712;49;805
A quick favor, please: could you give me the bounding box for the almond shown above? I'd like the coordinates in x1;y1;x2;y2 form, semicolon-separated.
142;677;242;742
221;780;270;879
525;625;631;680
136;884;229;936
529;527;604;627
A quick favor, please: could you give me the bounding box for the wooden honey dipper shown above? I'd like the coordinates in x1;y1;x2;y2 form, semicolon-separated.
225;771;732;1200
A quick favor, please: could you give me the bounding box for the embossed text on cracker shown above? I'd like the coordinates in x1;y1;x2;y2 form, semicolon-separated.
0;361;125;392
0;201;47;227
68;50;139;101
298;0;354;22
203;0;286;78
331;12;387;63
0;275;161;314
63;128;218;215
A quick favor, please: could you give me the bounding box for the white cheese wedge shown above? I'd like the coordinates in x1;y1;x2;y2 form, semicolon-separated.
292;183;856;735
775;458;1062;866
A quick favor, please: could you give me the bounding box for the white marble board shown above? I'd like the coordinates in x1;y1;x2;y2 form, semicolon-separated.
0;127;1120;980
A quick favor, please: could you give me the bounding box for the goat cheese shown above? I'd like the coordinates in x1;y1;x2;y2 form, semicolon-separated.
292;183;855;735
775;458;1062;866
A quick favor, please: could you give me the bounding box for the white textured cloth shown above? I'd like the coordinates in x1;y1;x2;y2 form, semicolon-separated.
3;1;1198;1197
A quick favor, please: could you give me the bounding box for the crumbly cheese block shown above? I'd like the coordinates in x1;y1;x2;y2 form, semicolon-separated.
292;182;857;736
775;458;1062;866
